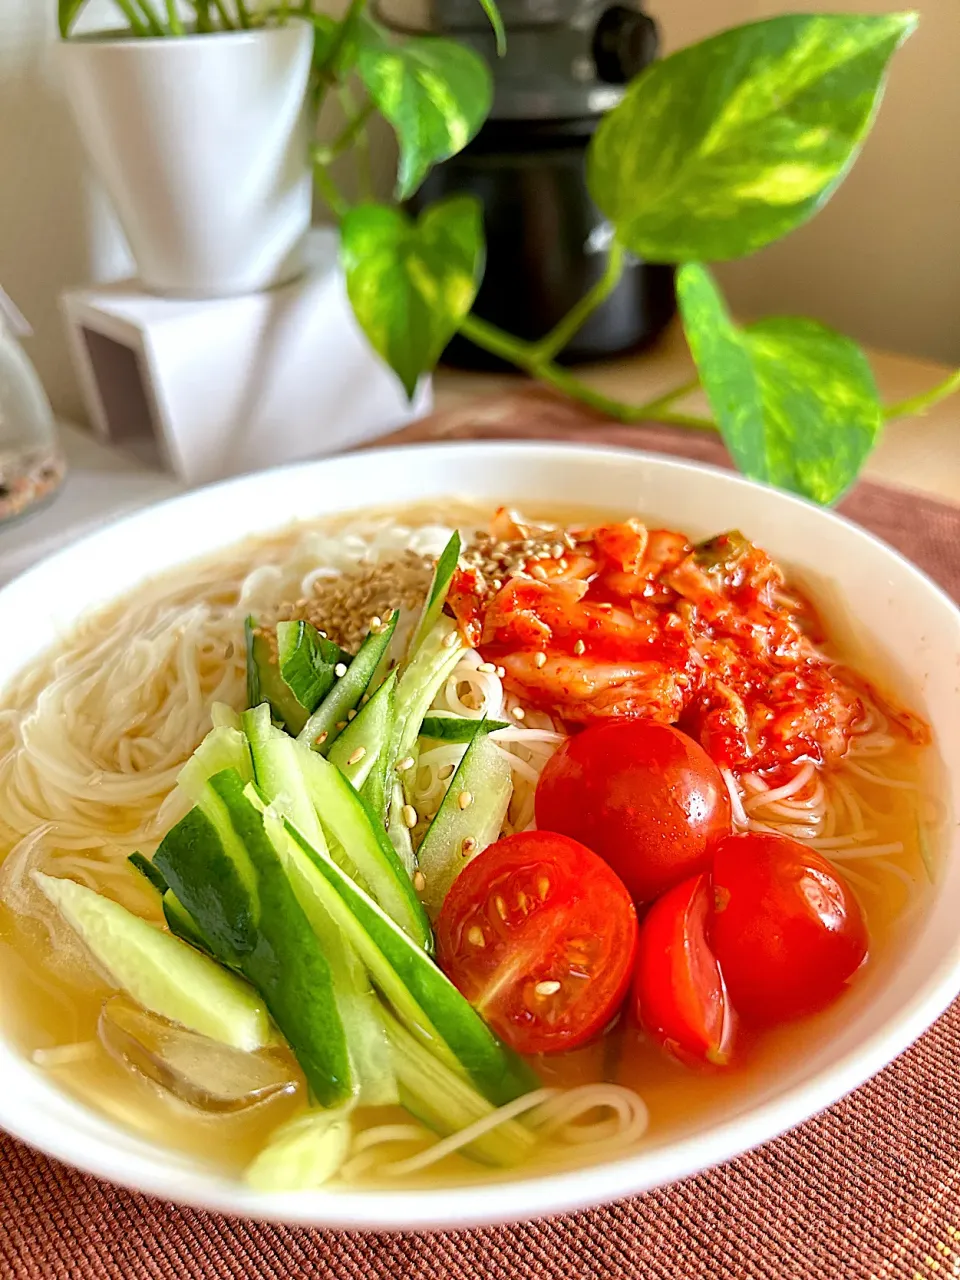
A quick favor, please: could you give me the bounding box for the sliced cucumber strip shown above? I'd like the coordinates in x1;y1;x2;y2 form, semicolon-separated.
327;669;397;794
274;815;538;1107
177;723;253;810
33;871;272;1052
245;1110;352;1191
128;851;167;894
416;732;512;919
242;704;328;856
155;770;355;1107
162;890;215;958
298;611;399;756
382;1006;537;1168
420;715;511;742
245;616;310;735
294;740;431;951
277;619;344;715
406;531;461;665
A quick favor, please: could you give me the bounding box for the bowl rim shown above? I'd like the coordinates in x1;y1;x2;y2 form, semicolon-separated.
1;438;959;1232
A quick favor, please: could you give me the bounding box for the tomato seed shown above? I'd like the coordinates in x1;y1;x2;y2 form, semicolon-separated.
467;926;485;947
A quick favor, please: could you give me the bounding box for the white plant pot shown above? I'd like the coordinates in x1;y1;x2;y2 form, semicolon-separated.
59;21;314;298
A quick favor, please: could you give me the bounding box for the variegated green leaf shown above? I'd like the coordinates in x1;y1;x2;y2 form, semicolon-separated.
587;13;917;262
677;263;882;504
357;38;492;200
340;197;485;399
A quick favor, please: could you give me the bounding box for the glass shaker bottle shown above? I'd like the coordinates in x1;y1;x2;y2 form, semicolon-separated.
0;289;65;525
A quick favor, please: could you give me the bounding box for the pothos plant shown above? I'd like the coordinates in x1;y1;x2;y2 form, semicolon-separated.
61;1;959;505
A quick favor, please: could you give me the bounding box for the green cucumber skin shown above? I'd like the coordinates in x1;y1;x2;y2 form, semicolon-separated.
242;705;328;856
327;669;397;795
407;532;461;661
420;716;511;742
155;770;355;1108
277;620;343;714
162;890;216;958
383;1009;536;1168
245;616;310;735
283;821;538;1108
299;611;399;756
128;851;168;894
298;745;432;953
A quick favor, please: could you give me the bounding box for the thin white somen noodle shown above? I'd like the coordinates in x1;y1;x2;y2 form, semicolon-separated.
338;1083;650;1182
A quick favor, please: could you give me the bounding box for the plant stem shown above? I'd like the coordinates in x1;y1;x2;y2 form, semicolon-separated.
337;86;373;198
531;242;625;365
315;99;376;165
134;0;167;34
192;0;214;32
235;0;253;27
314;0;365;114
312;159;351;218
884;367;960;420
210;0;236;27
114;0;150;35
165;0;185;33
458;314;718;429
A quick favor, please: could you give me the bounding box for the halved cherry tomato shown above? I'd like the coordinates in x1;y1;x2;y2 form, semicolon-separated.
435;831;638;1055
632;873;734;1067
711;832;868;1025
535;720;732;905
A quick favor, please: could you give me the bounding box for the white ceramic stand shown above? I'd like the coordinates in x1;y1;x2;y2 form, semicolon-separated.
60;230;432;487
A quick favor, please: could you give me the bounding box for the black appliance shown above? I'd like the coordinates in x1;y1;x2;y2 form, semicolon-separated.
397;0;675;369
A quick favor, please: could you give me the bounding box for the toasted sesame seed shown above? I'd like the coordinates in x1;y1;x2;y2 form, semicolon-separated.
315;731;328;746
369;615;382;630
492;579;503;590
413;871;426;891
443;629;460;649
396;755;415;772
496;666;506;678
477;661;497;673
461;836;477;856
467;926;485;947
347;746;366;765
531;564;549;581
512;706;526;721
574;639;586;656
401;804;418;829
457;790;473;810
551;543;565;559
535;980;561;996
534;651;547;668
334;662;348;678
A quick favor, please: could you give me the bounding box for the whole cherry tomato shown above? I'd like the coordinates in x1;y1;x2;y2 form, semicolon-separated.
535;720;732;904
711;832;868;1025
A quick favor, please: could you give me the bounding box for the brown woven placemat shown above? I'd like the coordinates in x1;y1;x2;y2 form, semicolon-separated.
3;389;960;1280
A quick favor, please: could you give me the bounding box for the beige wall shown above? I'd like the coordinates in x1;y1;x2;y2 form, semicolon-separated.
0;0;955;424
651;0;960;364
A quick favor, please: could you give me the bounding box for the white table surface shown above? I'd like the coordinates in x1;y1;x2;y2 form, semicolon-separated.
0;425;180;586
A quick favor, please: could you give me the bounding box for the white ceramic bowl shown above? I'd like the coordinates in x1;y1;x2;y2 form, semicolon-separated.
0;442;958;1231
